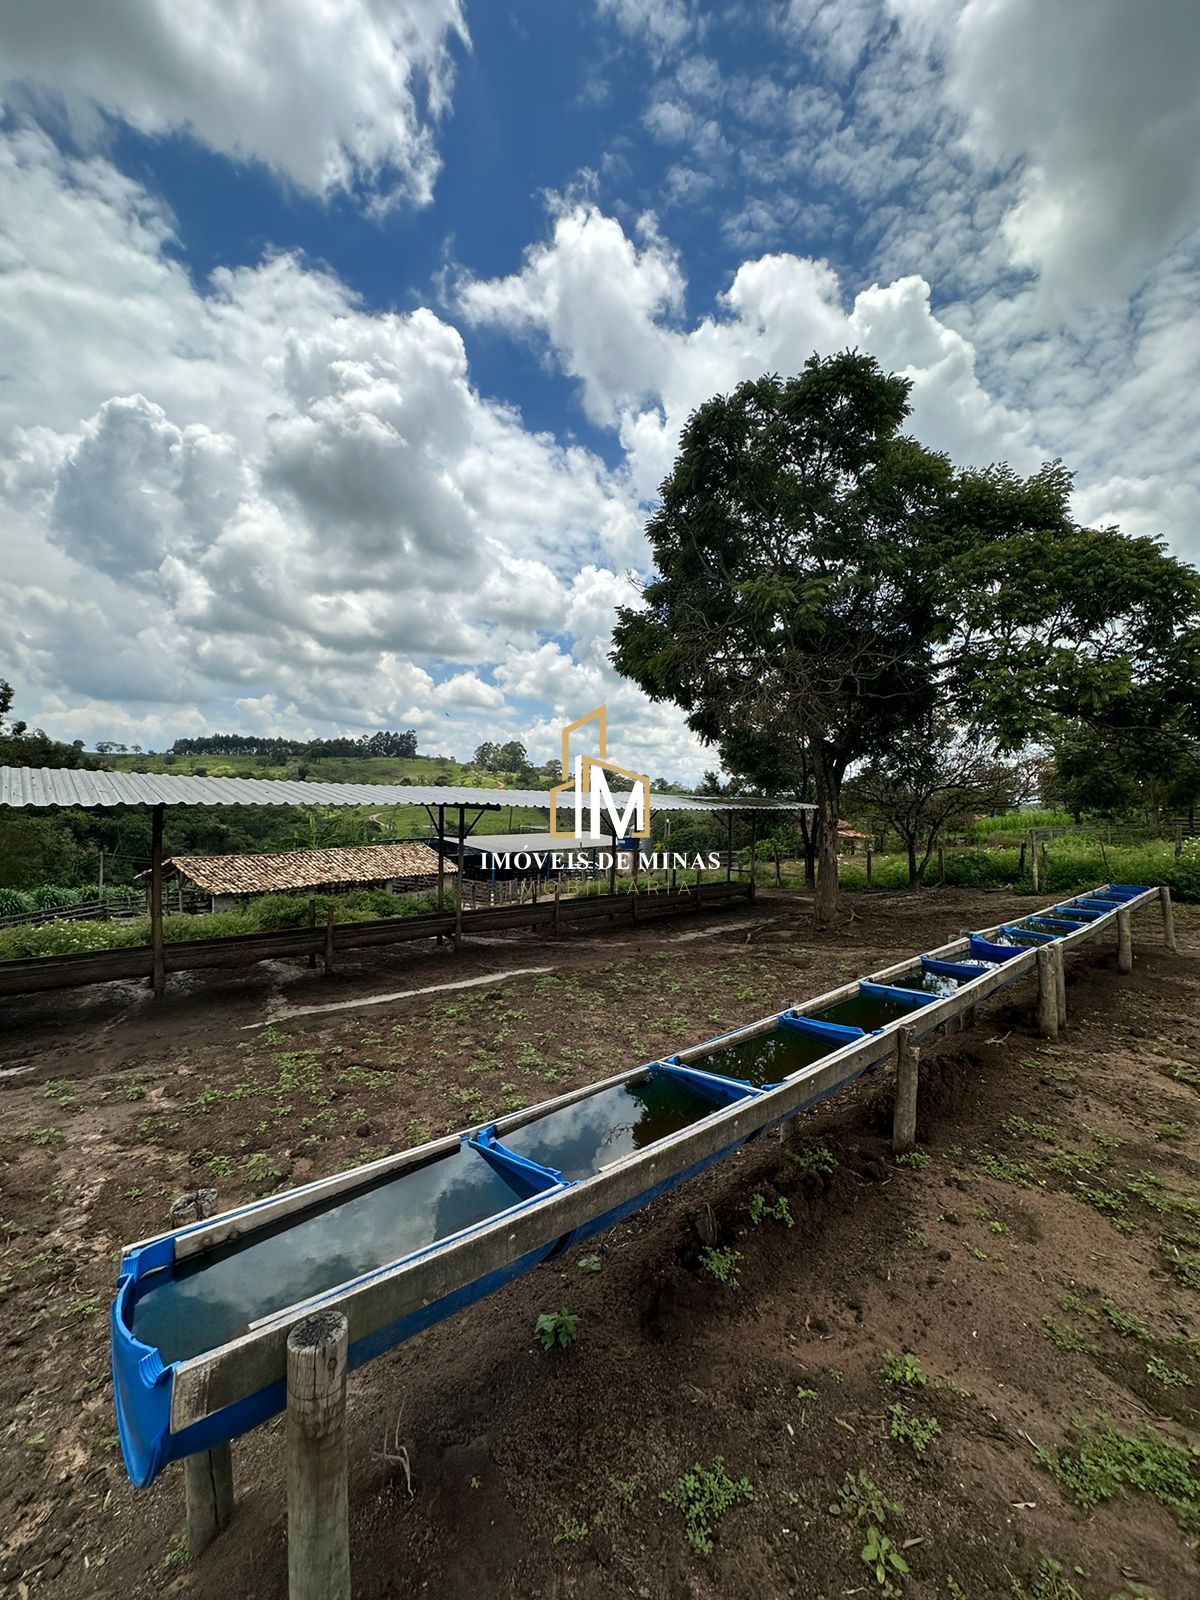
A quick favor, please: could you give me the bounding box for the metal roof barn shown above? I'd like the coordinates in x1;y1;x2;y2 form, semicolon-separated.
0;768;811;814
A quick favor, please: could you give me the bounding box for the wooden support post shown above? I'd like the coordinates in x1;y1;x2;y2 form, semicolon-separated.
455;805;465;950
1054;942;1067;1030
436;803;445;946
185;1443;234;1559
892;1030;918;1155
1159;885;1177;953
1036;945;1059;1041
150;802;165;997
287;1310;350;1600
323;904;335;973
962;1004;977;1030
694;864;703;905
1117;905;1133;973
608;824;617;898
307;899;317;968
937;845;945;887
553;879;561;937
865;845;872;887
1174;825;1183;861
749;815;758;899
1029;831;1039;892
725;812;733;884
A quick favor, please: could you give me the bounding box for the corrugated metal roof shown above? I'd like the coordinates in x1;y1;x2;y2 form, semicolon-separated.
152;844;454;895
0;766;811;813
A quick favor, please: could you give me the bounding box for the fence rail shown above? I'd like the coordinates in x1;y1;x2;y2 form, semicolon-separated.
0;881;753;998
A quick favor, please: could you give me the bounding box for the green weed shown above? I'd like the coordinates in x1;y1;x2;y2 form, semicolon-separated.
662;1458;754;1557
1033;1415;1200;1532
881;1350;927;1389
699;1246;742;1288
887;1403;941;1456
534;1308;579;1352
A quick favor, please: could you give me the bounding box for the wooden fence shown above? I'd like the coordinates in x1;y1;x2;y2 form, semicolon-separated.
0;881;753;998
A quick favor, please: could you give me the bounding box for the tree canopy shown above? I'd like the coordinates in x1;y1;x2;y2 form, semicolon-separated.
613;351;1200;923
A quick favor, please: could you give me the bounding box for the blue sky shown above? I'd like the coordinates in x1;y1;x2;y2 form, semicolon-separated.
2;1;1198;781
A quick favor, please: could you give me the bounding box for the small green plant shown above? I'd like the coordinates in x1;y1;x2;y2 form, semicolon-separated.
796;1385;818;1401
1033;1414;1200;1532
1042;1317;1096;1355
534;1308;579;1352
699;1245;742;1288
1155;1121;1186;1141
1011;1556;1084;1600
988;1220;1010;1236
788;1144;837;1175
881;1350;927;1389
1145;1356;1190;1390
576;1254;602;1272
1100;1299;1150;1340
1003;1115;1057;1143
162;1533;190;1570
746;1191;794;1228
904;1227;928;1249
888;1402;941;1456
662;1458;754;1557
974;1150;1036;1187
552;1514;589;1544
860;1524;909;1595
830;1467;903;1525
894;1150;931;1171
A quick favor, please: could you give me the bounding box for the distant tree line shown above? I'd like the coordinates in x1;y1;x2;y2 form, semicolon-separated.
169;730;420;759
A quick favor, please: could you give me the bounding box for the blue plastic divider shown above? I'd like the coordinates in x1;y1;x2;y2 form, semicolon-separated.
858;980;937;1008
968;935;1023;963
923;956;990;980
1001;924;1056;943
779;1011;866;1043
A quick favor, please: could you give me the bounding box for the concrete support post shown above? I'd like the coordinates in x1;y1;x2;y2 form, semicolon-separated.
1117;906;1133;973
185;1444;234;1559
892;1030;919;1155
287;1311;350;1600
1054;942;1067;1029
1159;885;1177;953
1036;945;1059;1041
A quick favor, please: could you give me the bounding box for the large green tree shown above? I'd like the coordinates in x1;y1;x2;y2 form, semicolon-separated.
612;352;1200;924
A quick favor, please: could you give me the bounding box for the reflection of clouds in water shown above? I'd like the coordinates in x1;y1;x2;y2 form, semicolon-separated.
506;1077;716;1181
133;1149;521;1365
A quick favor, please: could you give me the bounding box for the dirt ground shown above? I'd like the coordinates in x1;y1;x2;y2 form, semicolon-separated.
1;887;1197;1600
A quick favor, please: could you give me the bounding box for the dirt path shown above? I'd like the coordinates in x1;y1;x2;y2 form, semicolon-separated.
1;890;1197;1600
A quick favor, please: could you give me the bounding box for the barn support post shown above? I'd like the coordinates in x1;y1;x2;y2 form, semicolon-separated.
454;805;465;950
1036;945;1059;1040
307;899;316;968
608;820;617;898
1117;906;1133;973
725;812;733;884
184;1444;235;1559
287;1310;350;1600
553;879;561;937
1159;885;1178;953
865;845;872;887
436;803;446;946
892;1029;919;1155
150;802;165;997
323;905;335;973
749;815;758;900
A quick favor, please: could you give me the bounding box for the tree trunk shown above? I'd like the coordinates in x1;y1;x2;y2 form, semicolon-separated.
906;838;918;887
798;811;817;889
813;758;840;928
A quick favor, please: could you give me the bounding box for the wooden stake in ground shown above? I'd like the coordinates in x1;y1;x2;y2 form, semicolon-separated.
455;803;466;950
287;1310;350;1600
892;1029;919;1154
1029;830;1039;892
184;1444;234;1559
150;801;165;997
323;904;335;973
1036;945;1059;1041
1117;905;1134;973
307;898;317;968
1159;885;1178;953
